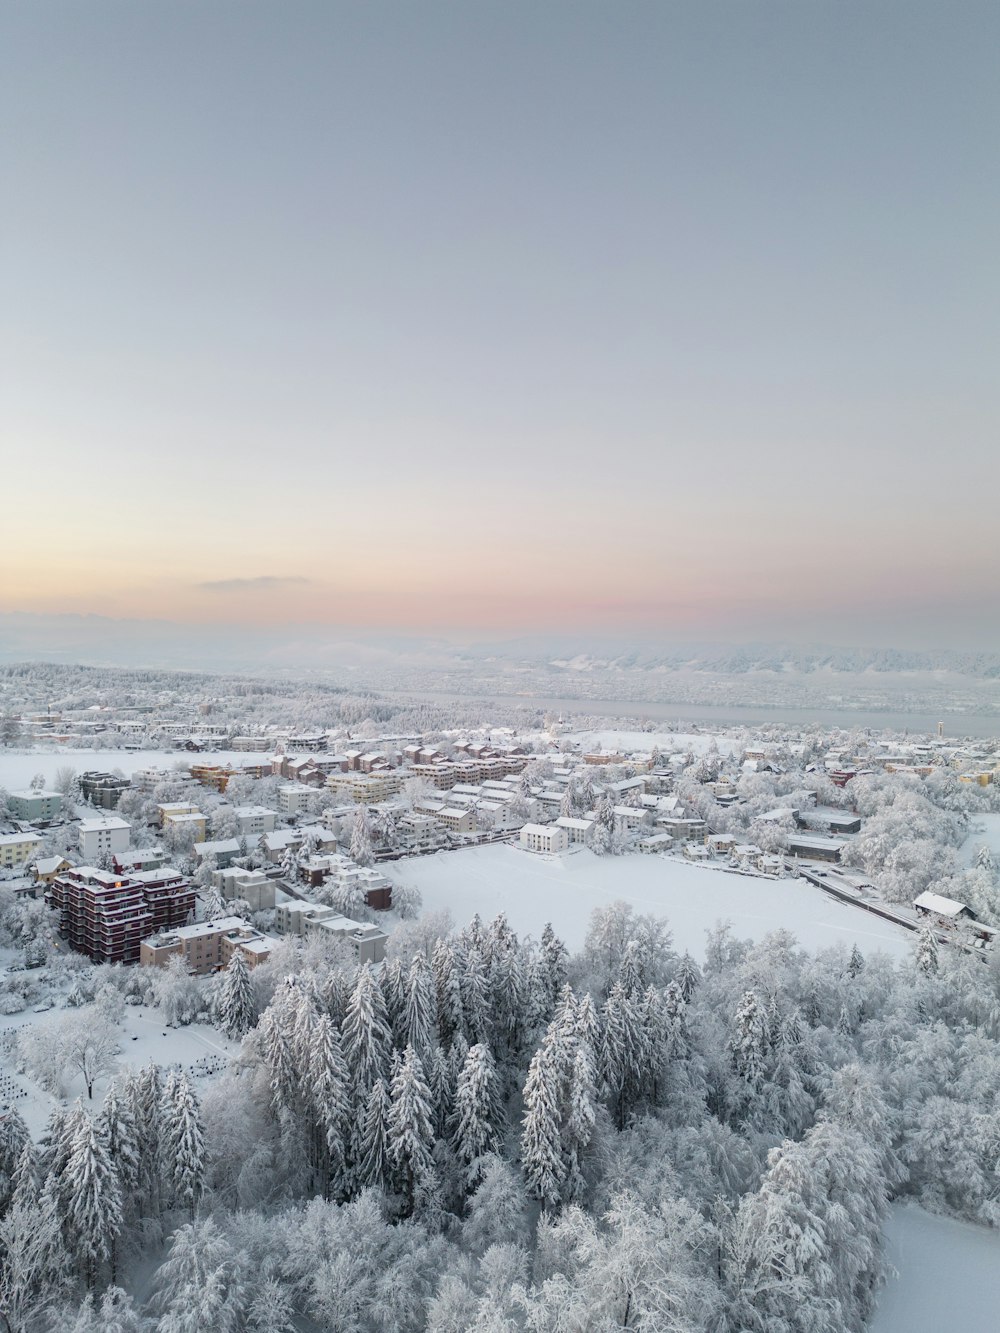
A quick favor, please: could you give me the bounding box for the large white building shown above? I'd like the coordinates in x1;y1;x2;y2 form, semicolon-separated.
77;817;131;861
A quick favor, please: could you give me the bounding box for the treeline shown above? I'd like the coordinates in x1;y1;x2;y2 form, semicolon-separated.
4;904;1000;1329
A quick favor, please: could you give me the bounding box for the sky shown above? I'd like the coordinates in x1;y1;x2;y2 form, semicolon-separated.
2;2;998;650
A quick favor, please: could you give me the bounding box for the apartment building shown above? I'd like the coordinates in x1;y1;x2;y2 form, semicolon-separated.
0;832;44;870
520;823;569;855
278;783;323;815
212;866;276;911
79;772;131;809
139;915;276;974
325;771;406;803
78;817;131;860
161;810;207;843
233;806;276;837
47;865;195;963
47;868;152;964
7;790;62;823
273;902;387;963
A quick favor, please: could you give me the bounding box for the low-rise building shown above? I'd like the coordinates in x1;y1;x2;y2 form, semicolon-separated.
7;790;62;823
233;806;276;837
161;810;207;843
520;823;569;855
211;866;276;912
326;771;406;803
0;831;44;870
140;916;276;974
787;834;844;863
555;816;594;845
273;902;387;962
278;783;323;816
639;833;673;854
32;854;71;884
193;838;243;868
78;817;131;861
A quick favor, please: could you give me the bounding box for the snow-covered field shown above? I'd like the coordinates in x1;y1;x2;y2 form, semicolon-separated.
871;1205;1000;1333
1;1002;239;1137
565;729;739;757
0;748;272;789
384;844;914;959
961;812;1000;866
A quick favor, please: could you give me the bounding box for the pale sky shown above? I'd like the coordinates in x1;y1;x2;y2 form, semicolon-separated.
2;2;998;647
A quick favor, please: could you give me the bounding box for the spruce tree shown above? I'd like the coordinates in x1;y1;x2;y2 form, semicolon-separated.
310;1013;350;1199
64;1108;123;1288
343;964;393;1106
520;1041;565;1210
219;948;258;1040
452;1042;503;1184
387;1045;437;1215
160;1073;206;1219
358;1077;392;1192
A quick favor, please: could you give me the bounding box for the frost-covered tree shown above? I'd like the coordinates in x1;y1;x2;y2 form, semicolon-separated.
520;1041;565;1210
452;1042;503;1184
915;922;939;976
343;964;393;1107
64;1108;123;1287
358;1077;392;1193
218;947;258;1040
160;1073;206;1218
387;1045;438;1215
350;806;374;867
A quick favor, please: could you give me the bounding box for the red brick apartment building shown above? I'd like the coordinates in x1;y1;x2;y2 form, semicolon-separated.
46;866;194;964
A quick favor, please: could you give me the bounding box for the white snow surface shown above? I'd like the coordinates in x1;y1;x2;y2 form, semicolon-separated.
961;812;1000;867
1;1002;239;1137
871;1204;1000;1333
383;844;913;959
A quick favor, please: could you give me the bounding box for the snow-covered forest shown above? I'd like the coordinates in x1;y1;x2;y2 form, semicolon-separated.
4;899;1000;1331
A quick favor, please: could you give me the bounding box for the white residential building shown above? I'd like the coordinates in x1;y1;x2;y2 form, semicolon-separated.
554;816;594;845
520;823;569;855
78;817;131;861
233;806;276;836
278;783;322;815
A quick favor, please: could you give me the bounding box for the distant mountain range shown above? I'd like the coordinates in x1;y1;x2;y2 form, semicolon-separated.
2;613;1000;680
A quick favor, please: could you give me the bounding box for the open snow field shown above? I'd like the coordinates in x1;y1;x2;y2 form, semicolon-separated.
384;844;914;960
1;1002;240;1137
871;1205;1000;1333
0;749;273;789
961;812;1000;866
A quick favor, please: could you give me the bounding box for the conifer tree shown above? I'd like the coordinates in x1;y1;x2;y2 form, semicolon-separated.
160;1073;206;1219
349;805;374;867
520;1041;565;1210
219;948;258;1040
310;1013;350;1199
343;964;393;1106
387;1045;437;1215
915;922;939;976
358;1077;392;1193
0;1106;31;1215
64;1108;123;1288
403;953;436;1059
452;1042;503;1184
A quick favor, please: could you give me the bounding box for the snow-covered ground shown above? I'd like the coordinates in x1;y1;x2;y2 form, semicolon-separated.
961;812;1000;866
383;844;914;959
2;1001;239;1137
871;1204;1000;1333
0;749;272;789
565;729;739;757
